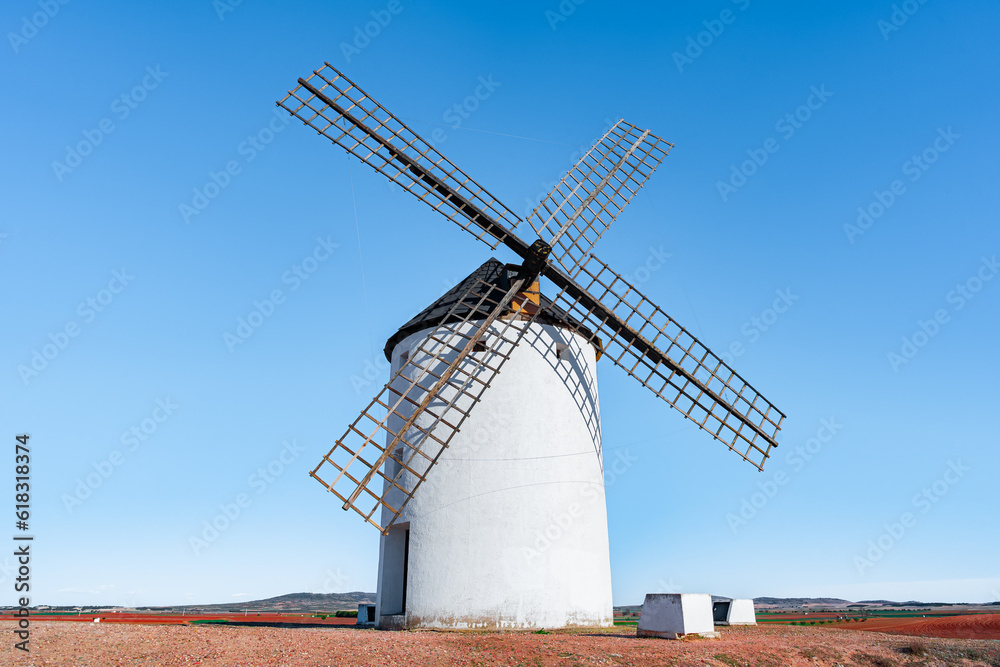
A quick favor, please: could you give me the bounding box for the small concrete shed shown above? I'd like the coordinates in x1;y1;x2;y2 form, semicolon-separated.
356;603;376;628
726;599;757;625
637;593;719;639
712;597;757;626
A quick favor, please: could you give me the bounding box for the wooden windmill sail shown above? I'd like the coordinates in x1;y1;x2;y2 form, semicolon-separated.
277;63;786;534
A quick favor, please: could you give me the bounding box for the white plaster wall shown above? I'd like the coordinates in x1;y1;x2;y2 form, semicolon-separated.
726;599;757;625
374;319;612;629
679;594;715;634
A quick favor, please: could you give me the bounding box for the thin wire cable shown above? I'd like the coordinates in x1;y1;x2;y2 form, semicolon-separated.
439;450;597;462
415;480;605;521
400;118;576;147
643;187;705;337
348;155;377;363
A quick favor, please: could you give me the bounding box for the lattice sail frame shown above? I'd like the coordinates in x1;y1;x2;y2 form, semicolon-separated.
549;255;785;469
310;275;541;532
279;62;787;525
277;63;521;251
527;120;671;277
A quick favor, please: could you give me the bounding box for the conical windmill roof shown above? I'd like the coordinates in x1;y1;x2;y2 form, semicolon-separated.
383;258;593;360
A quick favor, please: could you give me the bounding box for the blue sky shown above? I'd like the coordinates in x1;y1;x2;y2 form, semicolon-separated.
2;0;998;607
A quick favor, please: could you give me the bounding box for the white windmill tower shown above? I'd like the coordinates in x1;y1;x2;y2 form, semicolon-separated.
371;260;611;629
278;64;785;630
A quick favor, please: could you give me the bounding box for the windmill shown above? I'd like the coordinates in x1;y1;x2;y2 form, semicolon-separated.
278;64;785;630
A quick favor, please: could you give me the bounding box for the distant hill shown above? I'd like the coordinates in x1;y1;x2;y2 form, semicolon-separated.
856;599;956;607
754;597;853;607
4;591;378;613
758;598;970;609
146;592;375;613
623;597;941;612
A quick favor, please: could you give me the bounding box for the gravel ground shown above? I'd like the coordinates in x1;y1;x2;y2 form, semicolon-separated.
3;621;999;666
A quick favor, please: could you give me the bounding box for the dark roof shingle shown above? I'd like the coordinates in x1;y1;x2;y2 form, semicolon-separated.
383;258;591;360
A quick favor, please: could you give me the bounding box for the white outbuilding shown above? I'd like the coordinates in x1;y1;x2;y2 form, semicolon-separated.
373;260;613;630
637;593;719;639
726;598;757;625
712;597;758;626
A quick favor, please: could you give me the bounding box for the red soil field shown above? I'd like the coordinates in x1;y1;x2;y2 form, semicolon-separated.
759;611;975;623
4;622;999;667
0;612;356;626
831;612;1000;640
